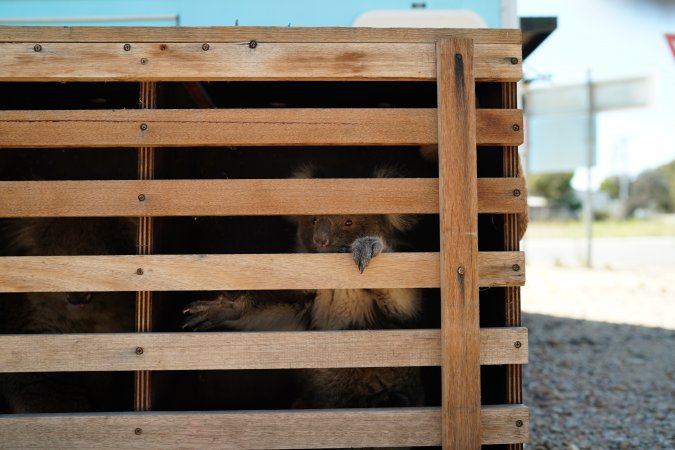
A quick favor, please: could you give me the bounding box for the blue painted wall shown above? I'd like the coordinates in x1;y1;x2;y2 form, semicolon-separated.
0;1;503;27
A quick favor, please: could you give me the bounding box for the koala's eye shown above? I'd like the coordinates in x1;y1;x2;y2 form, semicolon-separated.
312;217;318;224
344;219;353;226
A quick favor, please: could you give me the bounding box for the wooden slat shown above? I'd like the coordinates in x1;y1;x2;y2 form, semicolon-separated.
0;251;524;293
0;42;521;81
437;39;481;449
0;405;528;449
0;26;522;44
0;178;526;218
0;328;527;373
0;108;522;148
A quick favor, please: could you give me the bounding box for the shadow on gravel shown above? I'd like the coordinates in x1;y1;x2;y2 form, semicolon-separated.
523;313;675;450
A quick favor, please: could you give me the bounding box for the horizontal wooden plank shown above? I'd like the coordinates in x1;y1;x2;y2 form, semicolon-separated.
0;178;526;217
0;42;521;81
0;108;522;148
0;405;528;448
0;26;522;44
0;252;524;292
0;328;527;373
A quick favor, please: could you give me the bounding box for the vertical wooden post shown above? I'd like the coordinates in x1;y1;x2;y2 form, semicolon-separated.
135;81;156;412
436;39;481;449
503;81;524;450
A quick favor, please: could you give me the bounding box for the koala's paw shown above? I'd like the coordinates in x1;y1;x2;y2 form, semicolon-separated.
182;293;250;331
351;236;384;273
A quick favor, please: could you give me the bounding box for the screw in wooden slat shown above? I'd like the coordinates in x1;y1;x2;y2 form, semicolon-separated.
140;58;148;65
123;44;131;51
513;189;521;197
33;44;42;52
135;347;144;355
202;43;210;51
140;123;148;131
511;57;519;65
249;40;258;49
512;264;520;272
457;266;465;275
514;341;522;349
512;124;520;132
136;268;144;275
137;194;146;202
515;420;524;427
134;427;143;435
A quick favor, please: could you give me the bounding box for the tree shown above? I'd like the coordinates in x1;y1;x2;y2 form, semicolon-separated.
599;176;621;200
528;172;581;211
627;169;672;214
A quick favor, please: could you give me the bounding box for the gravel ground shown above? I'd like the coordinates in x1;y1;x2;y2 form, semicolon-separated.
521;237;675;449
523;313;675;450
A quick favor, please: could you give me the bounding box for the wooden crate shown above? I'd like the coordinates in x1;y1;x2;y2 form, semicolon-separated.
0;27;527;449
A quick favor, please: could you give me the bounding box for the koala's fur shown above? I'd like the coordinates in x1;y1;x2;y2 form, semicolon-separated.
184;164;424;415
0;218;136;413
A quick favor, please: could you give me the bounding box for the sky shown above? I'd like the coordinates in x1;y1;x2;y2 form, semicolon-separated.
518;0;675;189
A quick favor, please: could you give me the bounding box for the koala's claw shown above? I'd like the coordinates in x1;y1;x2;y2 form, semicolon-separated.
182;295;248;330
351;236;384;273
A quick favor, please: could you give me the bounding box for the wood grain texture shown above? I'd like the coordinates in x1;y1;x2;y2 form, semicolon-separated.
0;328;527;373
437;39;481;449
0;252;524;293
0;405;528;449
134;81;155;413
0;26;522;44
0;178;526;217
503;81;525;450
0;41;520;82
0;108;522;148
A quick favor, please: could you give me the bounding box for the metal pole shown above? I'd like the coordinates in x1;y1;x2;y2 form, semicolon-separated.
584;70;595;268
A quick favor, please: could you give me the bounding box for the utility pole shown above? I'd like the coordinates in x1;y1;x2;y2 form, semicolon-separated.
584;70;595;268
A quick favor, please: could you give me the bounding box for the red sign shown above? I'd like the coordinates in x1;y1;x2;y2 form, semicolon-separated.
667;34;675;58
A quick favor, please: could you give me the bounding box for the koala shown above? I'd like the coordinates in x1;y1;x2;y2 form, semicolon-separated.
184;164;424;417
0;217;136;413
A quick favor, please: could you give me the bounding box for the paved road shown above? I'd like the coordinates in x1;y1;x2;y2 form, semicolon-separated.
521;236;675;329
522;235;675;269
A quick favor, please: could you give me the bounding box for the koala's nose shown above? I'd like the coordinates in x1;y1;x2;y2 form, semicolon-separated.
314;234;330;248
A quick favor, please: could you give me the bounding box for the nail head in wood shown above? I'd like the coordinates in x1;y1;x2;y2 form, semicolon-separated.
135;347;144;355
137;194;146;202
516;419;524;427
202;43;210;51
160;44;167;51
134;427;143;435
136;268;144;275
514;341;522;349
511;57;519;65
513;189;521;197
33;44;42;52
457;266;465;275
123;44;131;51
140;58;148;65
139;123;148;131
512;124;520;132
512;264;520;272
249;40;258;49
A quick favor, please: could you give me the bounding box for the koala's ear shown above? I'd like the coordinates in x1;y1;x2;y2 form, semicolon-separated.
385;214;419;233
291;163;317;179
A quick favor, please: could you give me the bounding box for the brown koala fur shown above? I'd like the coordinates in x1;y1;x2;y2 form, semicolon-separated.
184;165;424;416
1;217;136;413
